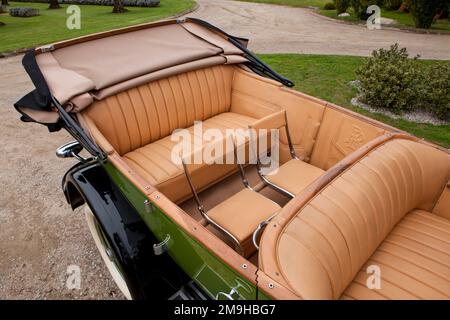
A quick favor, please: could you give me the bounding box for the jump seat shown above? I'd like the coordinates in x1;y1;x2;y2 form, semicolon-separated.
259;137;450;300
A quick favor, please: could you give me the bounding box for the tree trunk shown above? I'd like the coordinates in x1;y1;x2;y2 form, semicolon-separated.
48;0;61;9
112;0;126;13
1;0;9;6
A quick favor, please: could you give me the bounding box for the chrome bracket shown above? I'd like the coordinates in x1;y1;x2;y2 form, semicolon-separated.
144;200;153;214
41;44;55;53
153;234;171;255
216;287;239;300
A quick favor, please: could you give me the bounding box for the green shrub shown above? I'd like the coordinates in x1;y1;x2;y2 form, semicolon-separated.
357;44;421;113
422;64;450;120
356;43;450;120
406;0;441;28
324;2;336;10
383;0;403;10
334;0;348;13
350;0;382;19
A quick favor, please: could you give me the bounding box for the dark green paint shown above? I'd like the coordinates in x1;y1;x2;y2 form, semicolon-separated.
103;161;261;300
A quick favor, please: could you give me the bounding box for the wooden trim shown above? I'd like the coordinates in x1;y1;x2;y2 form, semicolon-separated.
108;153;156;196
256;271;300;300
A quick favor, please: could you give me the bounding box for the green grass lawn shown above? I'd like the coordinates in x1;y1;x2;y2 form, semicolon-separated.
0;0;195;53
237;0;450;33
258;54;450;148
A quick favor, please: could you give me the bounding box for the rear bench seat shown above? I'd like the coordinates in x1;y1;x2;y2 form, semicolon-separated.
79;65;258;203
259;137;450;299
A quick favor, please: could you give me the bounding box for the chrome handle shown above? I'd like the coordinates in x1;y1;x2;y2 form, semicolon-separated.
153;234;171;255
215;287;238;300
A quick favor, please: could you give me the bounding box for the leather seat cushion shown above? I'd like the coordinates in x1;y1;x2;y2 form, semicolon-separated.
207;188;281;243
122;112;257;203
265;159;324;195
341;209;450;300
260;138;450;299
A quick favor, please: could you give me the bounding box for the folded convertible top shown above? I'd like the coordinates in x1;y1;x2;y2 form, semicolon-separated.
14;18;293;132
14;18;250;130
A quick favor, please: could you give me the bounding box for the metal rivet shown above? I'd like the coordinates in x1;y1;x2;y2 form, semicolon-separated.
273;224;277;228
268;283;274;289
275;272;280;276
241;263;248;269
155;194;160;199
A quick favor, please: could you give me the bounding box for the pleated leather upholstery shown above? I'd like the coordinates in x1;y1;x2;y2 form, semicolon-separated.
342;209;450;300
83;65;234;155
122;112;257;203
274;139;450;299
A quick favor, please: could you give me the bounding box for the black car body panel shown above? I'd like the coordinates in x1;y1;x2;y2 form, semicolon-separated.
62;162;194;300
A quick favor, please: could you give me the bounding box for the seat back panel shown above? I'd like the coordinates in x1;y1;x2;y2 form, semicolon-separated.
82;65;234;155
310;107;386;170
230;68;325;163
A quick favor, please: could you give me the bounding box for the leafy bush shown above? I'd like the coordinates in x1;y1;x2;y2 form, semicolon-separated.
422;64;450;120
324;2;336;10
356;44;449;120
334;0;348;13
383;0;403;10
357;44;420;114
9;7;39;17
406;0;441;28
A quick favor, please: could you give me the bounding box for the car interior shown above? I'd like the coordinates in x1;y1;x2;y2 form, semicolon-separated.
75;61;450;299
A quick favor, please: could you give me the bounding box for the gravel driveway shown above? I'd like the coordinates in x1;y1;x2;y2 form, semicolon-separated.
189;0;450;60
0;0;449;300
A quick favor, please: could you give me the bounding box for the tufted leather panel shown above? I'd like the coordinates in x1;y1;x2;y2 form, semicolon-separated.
261;138;450;299
342;209;450;300
82;65;234;155
230;68;325;163
310;107;387;170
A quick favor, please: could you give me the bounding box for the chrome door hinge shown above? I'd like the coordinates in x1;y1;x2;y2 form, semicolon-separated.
153;234;171;255
41;44;55;53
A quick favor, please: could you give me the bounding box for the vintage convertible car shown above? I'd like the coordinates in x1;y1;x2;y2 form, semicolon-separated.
14;18;450;300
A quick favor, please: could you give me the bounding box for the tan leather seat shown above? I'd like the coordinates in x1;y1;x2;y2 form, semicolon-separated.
265;159;324;196
249;109;324;197
207;188;281;255
342;209;450;300
79;65;259;203
259;137;450;300
122;112;256;202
